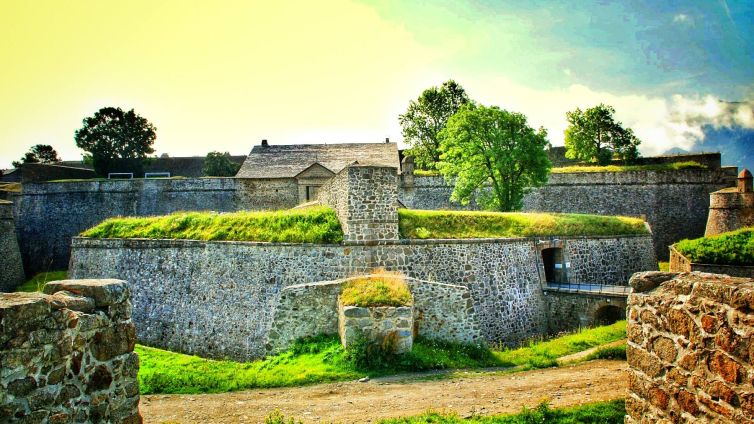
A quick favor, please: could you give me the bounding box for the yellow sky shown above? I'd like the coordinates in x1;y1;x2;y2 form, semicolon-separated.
0;0;445;166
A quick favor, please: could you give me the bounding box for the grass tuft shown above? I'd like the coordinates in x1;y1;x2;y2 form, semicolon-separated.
15;271;68;292
551;161;706;173
341;270;412;307
80;206;343;244
675;227;754;266
586;343;627;361
398;209;648;239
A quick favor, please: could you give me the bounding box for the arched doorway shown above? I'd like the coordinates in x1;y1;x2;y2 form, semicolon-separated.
594;305;623;326
541;247;566;284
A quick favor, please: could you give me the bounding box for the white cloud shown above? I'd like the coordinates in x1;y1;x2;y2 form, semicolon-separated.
673;13;694;25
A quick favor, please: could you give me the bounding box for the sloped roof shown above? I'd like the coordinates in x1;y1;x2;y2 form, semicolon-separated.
236;142;400;179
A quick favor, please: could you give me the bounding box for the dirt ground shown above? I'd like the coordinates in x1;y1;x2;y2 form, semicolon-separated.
140;359;628;424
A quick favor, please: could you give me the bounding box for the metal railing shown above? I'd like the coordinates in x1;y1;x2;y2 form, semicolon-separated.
544;282;632;296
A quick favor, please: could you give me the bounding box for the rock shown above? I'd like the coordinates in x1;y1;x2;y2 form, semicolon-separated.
44;279;129;307
629;272;679;293
358;377;370;383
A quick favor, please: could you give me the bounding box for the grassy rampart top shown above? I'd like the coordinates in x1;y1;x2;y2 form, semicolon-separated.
674;227;754;266
411;161;706;177
340;272;412;307
398;209;649;239
80;206;343;244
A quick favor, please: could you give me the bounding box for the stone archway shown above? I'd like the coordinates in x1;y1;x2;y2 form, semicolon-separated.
593;304;624;326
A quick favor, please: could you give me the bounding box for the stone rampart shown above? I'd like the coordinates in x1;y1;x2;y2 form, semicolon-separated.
14;177;298;273
626;271;754;422
400;169;730;259
318;165;399;242
68;234;654;360
0;200;24;292
266;276;481;354
1;279;140;423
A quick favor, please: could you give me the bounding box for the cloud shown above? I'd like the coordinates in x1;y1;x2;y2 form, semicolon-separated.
459;75;753;157
673;14;693;24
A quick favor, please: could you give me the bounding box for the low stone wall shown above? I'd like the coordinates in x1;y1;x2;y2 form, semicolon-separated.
626;271;754;422
69;234;654;360
544;291;627;334
670;245;754;278
14;177;299;273
0;201;24;292
1;279;140;423
339;304;413;354
266;276;482;354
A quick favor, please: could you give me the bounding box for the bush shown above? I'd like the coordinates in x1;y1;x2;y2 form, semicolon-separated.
344;330;400;370
675;227;754;265
340;271;412;307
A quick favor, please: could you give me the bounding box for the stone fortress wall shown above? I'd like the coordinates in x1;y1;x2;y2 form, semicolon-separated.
1;279;140;423
12;177;298;274
626;271;754;423
400;159;734;259
0;200;24;292
68;233;655;361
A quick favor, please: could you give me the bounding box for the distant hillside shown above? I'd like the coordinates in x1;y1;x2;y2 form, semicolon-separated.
664;125;754;172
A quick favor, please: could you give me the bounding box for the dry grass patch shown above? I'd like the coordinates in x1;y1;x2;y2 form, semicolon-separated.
341;270;412;307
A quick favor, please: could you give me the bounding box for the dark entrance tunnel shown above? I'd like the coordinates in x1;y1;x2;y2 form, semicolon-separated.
594;304;624;326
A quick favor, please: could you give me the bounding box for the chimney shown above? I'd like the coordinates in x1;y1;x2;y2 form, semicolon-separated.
738;168;753;193
261;139;268;147
385;137;390;144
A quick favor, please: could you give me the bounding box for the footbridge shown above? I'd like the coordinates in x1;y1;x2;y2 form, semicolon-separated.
542;282;631;334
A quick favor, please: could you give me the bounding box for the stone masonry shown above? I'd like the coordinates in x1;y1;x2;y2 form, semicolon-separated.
338;304;413;354
0;200;24;292
626;271;754;423
1;279;140;423
705;168;754;236
317;165;400;242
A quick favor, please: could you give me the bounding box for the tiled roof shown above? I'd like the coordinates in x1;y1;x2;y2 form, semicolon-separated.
236;142;400;179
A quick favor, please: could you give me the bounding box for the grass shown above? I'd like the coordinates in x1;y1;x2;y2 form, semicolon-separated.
341;271;412;307
413;169;440;177
674;227;754;266
585;342;626;361
136;321;626;395
658;261;669;272
80;206;343;244
551;161;707;173
398;209;648;239
14;271;68;292
266;400;626;424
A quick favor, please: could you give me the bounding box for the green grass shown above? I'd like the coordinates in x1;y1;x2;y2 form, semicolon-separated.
80;206;343;243
15;271;68;292
267;400;626;424
413;169;441;177
551;161;706;173
493;321;626;369
675;227;754;266
658;261;669;272
399;209;648;239
585;343;626;361
341;272;412;307
136;321;626;395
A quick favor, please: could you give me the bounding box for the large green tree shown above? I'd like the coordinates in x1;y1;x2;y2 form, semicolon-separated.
203;151;240;177
399;80;470;170
12;144;60;168
74;107;156;176
438;104;551;211
564;104;641;165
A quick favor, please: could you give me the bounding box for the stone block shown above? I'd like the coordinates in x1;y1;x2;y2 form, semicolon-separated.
44;279;129;308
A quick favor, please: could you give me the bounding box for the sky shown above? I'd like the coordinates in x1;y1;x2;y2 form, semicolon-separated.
1;0;753;168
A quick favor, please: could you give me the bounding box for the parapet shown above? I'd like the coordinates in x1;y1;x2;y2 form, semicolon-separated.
1;279;140;423
705;168;754;236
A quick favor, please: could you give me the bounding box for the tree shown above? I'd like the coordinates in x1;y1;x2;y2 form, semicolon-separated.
74;107;156;176
437;104;551;211
399;80;471;170
564;104;641;165
203;151;240;177
12;144;60;168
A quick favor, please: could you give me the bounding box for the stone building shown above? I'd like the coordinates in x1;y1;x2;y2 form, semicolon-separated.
705;168;754;236
236;140;400;203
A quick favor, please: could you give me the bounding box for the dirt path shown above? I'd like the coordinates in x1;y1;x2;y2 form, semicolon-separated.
140;360;628;424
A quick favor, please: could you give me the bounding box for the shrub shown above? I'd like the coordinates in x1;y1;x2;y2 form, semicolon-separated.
675;227;754;266
340;271;412;307
344;330;400;370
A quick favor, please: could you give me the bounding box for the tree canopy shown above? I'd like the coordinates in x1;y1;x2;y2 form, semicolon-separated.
74;107;156;176
399;80;470;170
438;104;551;212
203;151;240;177
12;144;60;168
564;104;641;165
